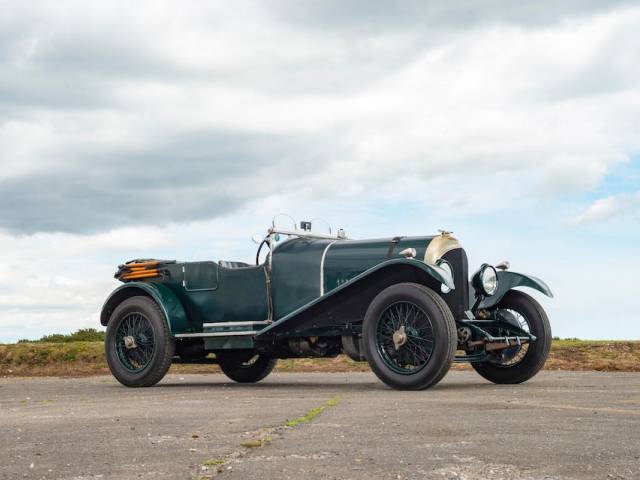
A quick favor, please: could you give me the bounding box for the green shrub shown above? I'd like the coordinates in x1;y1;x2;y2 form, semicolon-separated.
18;328;105;343
0;342;106;369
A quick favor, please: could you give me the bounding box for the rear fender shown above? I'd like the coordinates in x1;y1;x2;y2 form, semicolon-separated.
100;282;190;334
474;271;553;309
258;259;454;336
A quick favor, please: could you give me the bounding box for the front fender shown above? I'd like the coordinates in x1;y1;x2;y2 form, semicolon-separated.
329;258;454;297
381;258;455;291
258;258;454;336
474;271;553;309
100;282;190;334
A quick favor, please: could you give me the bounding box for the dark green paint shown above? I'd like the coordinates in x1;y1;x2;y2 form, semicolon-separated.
472;270;554;309
270;238;332;319
161;263;269;329
258;258;454;337
268;235;447;320
183;261;219;291
103;236;454;340
102;263;268;336
102;281;190;334
102;233;550;359
323;237;433;293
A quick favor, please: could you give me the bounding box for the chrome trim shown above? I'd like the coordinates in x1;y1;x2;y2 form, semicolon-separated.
310;217;332;235
424;231;462;264
319;240;337;296
203;321;270;328
174;331;258;338
268;227;349;241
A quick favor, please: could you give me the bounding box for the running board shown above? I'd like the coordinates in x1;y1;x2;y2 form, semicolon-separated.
202;320;270;328
174;331;258;338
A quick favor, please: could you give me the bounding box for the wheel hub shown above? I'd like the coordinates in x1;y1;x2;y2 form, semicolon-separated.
392;325;408;350
123;335;137;349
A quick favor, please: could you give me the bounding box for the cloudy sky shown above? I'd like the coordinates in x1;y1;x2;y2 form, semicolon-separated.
1;1;639;342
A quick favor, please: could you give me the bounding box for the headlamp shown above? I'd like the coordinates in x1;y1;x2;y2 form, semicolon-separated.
473;263;499;296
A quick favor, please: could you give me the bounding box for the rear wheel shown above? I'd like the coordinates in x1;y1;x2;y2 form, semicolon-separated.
105;296;174;387
471;290;551;384
363;283;456;390
217;350;277;383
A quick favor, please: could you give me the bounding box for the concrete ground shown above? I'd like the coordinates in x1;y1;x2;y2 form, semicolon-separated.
0;371;638;480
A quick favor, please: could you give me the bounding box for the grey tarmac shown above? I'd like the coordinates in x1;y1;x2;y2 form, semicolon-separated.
1;371;639;480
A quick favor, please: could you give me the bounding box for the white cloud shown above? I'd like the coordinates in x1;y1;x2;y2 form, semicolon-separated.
1;2;640;340
2;3;640;233
571;191;640;225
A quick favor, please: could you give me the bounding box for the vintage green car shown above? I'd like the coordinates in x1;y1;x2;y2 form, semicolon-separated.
100;218;553;390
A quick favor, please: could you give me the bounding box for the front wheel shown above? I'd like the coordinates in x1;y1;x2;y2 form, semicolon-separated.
217;351;277;383
105;296;174;387
362;283;457;390
471;290;551;384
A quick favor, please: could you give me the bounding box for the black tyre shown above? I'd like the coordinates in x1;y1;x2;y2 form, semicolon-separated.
105;296;174;387
362;283;457;390
217;350;277;383
471;290;551;384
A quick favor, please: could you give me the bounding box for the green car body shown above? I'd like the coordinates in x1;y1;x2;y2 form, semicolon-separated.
100;224;553;389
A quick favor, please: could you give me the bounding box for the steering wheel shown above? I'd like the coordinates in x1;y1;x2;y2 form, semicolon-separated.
256;238;271;265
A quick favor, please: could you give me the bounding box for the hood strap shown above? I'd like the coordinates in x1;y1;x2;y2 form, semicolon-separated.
386;236;405;258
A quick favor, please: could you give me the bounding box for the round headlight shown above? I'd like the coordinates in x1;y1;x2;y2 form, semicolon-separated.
473;264;499;296
480;264;498;296
436;260;453;294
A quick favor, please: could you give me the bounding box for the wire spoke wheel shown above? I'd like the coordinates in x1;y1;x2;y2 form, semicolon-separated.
114;312;156;373
489;309;531;367
471;290;551;385
106;296;174;387
375;301;434;375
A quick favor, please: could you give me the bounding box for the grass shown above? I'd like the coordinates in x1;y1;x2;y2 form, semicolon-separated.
285;406;325;427
1;338;639;377
285;396;340;427
195;395;340;478
544;339;640;372
239;395;340;452
239;436;272;448
0;341;108;376
197;458;228;478
18;328;105;343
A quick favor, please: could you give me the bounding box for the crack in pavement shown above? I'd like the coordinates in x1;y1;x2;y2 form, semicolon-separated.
192;395;341;479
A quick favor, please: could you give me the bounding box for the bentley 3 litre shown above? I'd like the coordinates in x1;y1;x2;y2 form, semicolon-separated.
100;218;553;390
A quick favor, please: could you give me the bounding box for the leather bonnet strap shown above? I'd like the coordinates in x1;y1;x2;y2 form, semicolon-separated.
386;236;405;258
